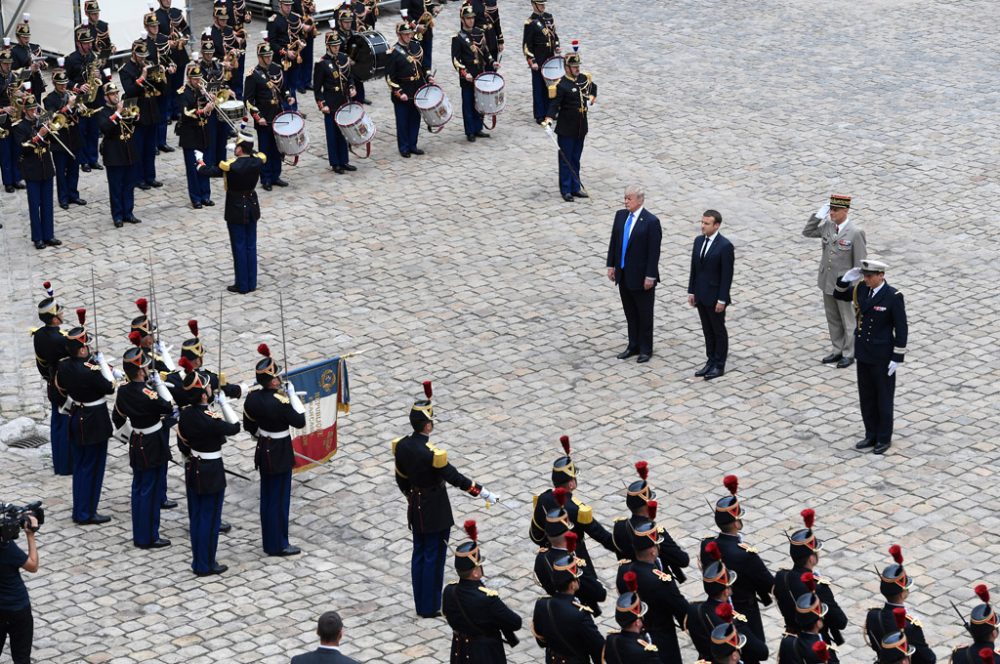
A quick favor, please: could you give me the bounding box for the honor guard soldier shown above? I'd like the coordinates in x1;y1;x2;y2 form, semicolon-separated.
64;24;105;172
615;519;690;664
865;545;935;664
401;0;440;68
603;573;659;664
386;21;434;158
97;82;140;227
704;620;748;664
875;609;917;663
32;282;73;475
543;46;596;202
177;359;240;576
243;344;306;557
776;587;839;663
442;520;523;663
392;380;500;618
951;586;1000;663
530;549;605;663
774;510;847;647
521;0;558;124
196;128;266;293
13;92;59;250
314;31;358;174
154;0;191;125
834;258;908;455
43;69;87;210
244;40;289;190
611;462;689;582
55;309;116;525
465;0;503;60
11;16;46;100
452;5;496;142
119;38;165;191
267;0;303;108
529;435;616;612
111;347;174;549
177;64;215;209
142;10;176;154
129;298;175;374
0;47;27;193
699;475;774;653
803;194;867;368
534;499;606;615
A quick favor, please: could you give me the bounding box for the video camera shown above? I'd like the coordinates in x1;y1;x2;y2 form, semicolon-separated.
0;501;44;543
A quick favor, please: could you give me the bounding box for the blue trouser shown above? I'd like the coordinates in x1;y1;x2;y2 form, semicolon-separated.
232;55;246;99
0;135;22;185
557;134;585;195
461;84;483;137
355;79;366;103
393;101;421;154
53;151;80;206
411;528;449;616
25;179;55;243
133;125;157;185
282;65;299;111
260;470;291;554
70;438;107;523
323;114;349;167
420;33;433;70
300;40;314;88
189;487;224;573
105;165;133;222
182;148;212;204
531;68;548;123
49;399;72;476
205;116;228;168
159;461;169;505
157;95;171;147
131;464;164;546
257;127;282;185
80;114;100;166
228;219;258;293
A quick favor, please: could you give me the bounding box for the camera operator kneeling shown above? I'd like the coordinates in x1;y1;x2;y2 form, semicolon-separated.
1;510;40;664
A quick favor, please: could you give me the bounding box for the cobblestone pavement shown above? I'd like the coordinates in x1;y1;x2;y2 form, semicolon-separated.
1;0;999;661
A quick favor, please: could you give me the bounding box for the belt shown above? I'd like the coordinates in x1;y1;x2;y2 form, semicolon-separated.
258;428;290;438
134;422;162;435
79;398;106;407
191;450;222;460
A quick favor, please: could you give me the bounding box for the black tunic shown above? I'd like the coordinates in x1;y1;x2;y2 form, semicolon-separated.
442;578;522;664
243;387;306;475
393;432;478;533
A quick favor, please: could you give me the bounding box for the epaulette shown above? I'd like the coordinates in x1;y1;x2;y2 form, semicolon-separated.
446;580;457;586
575;557;587;568
523;18;532;25
618;558;632;566
607;629;621;635
734;610;748;622
895;290;904;297
575;602;593;614
638;639;658;652
652;569;673;582
208;410;222;419
273;392;290;404
29;326;39;336
572;497;593;525
613;516;626;523
425;441;448;468
391;436;403;455
537;546;549;553
547;83;557;99
907;614;922;628
816;576;832;585
478;586;498;598
142;387;158;400
737;542;758;554
85;362;99;370
268;14;277;21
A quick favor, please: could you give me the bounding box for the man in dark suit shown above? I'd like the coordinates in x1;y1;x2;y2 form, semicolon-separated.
687;209;735;379
606;186;661;363
290;611;361;663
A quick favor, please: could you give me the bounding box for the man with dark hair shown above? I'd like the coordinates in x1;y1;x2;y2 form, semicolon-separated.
290;610;361;663
688;209;734;380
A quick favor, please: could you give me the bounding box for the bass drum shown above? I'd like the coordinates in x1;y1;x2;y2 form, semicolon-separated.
348;31;389;81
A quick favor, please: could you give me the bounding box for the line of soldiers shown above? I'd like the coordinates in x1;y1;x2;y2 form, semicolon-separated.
30;281;305;576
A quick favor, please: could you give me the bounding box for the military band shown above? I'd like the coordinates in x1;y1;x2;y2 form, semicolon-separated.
314;31;357;173
64;24;105;173
0;46;26;193
522;0;559;124
42;69;86;211
335;5;368;104
97;82;140;227
195;34;232;170
402;0;440;69
11;17;46;102
386;21;433;158
154;0;191;127
465;0;504;60
13;91;60;249
119;39;164;191
177;65;215;209
268;0;305;110
452;5;497;142
244;41;288;190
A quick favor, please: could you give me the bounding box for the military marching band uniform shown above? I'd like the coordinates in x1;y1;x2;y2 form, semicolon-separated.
292;0;317;92
119;40;164;190
11;22;46;101
0;50;26;192
268;0;303;108
33;288;72;475
334;8;369;104
386;23;431;157
313;33;356;173
243;348;306;556
142;12;176;153
531;592;605;664
177;69;214;208
522;2;558;123
13;97;58;250
402;0;438;68
452;7;497;141
97;82;138;227
42;74;86;210
196;43;231;170
467;0;504;60
83;1;116;67
244;44;286;189
545;53;595;200
865;546;935;664
65;25;105;171
154;0;191;125
210;5;245;99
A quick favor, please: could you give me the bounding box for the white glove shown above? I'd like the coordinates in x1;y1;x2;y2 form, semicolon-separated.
94;351;105;364
480;488;501;505
194;149;204;162
286;382;306;415
815;203;830;219
215;391;239;424
544;123;554;136
842;267;863;282
149;371;162;385
113;422;132;443
112;368;125;381
887;361;898;376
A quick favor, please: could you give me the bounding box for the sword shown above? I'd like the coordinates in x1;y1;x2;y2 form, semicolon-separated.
169;456;253;482
89;266;100;353
542;123;588;196
293;449;325;466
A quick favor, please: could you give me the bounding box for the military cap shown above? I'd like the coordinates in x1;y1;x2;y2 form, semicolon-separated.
396;21;415;34
551;434;576;485
626;460;656;511
179;320;204;361
714;474;745;527
180;357;210;393
52;70;69;85
132;39;149;56
103;81;121;96
15;16;31;38
257;41;274;57
200;37;215;53
454;520;483;573
84;0;101;13
460;5;476;18
564;53;581;66
829;194;852;209
709;617;745;660
968;584;998;642
236;129;255;146
143;12;159;27
878;607;916;663
130;298;155;337
213;5;229;19
879;544;914;598
544;487;573;538
0;48;12;64
22;93;39;110
789;508;823;562
702;540;737;593
630;518;663;552
66;308;93;349
187;64;203;79
75;26;95;43
255;343;282;384
408;380;433;430
549;532;583;589
279;0;293;4
861;258;889;273
615;571;648;628
122;346;152;377
794;574;828;629
37;281;65;321
338;6;355;20
325;31;343;47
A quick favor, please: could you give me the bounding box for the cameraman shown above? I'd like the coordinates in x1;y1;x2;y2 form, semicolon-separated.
0;513;38;664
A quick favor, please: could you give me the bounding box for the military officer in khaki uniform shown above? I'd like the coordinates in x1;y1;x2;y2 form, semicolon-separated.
802;194;867;368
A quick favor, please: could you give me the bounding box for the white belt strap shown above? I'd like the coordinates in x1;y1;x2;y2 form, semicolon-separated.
191;450;222;460
258;428;290;438
80;398;106;407
134;423;162;435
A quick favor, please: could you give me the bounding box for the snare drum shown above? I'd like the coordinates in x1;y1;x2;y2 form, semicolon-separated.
474;72;506;116
334;102;376;157
413;84;453;132
218;100;245;122
348;31;389;81
540;56;565;86
272;111;309;157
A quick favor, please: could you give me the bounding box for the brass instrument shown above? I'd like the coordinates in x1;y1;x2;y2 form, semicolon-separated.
119;104;139;141
197;82;240;133
83;61;101;104
23;111;74;158
0;115;8;139
95;28;116;65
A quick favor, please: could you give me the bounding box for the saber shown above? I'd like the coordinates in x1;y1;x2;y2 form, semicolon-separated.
217;291;224;373
89;266;100;353
543;125;588;196
169;456;253;482
293;449;324;466
340;348;369;360
278;290;290;381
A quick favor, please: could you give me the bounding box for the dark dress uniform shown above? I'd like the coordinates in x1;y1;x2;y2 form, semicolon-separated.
386;39;430;156
292;1;317;91
313;50;353;169
32;324;72;475
951;643;1000;663
442;578;522;663
614;560;689;664
111;381;174;547
611;515;689;582
242;387;306;555
244;62;284;186
210;21;244;98
687;598;769;662
176;84;212;206
393;432;482;616
178;404;239;574
55;355;114;523
546;70;596;198
531;593;605;664
777;632;838;663
865;604;935;664
774;568;847;646
468;0;503;60
402;0;437;68
267;11;301;107
13;116;56;247
0;67;24;190
198;151;265;293
451;24;496;139
97;104;138;225
11;42;45;99
165;368;242;408
834;276;908;450
144;31;174;149
64;46;103;169
699;534;774;652
119;58;164;188
87;18;115;64
534;546;606;616
155;5;190;124
42;90;83;208
603;631;660;664
197;56;230;168
521;10;558;123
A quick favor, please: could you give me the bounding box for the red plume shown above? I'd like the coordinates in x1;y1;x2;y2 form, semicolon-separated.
715;603;734;623
801;571;817;592
178;356;194;372
635;461;649;480
564;531;578;553
623;570;638;593
801;508;815;529
553;486;568;508
76;307;86;325
463;519;478;542
980;648;995;664
135;297;148;314
42;280;51;289
975;584;990;604
257;343;270;357
723;475;739;495
812;641;829;662
422;380;432;398
647;500;658;521
560;435;570;455
893;607;907;631
128;331;142;346
188;319;198;337
705;540;722;561
889;544;903;564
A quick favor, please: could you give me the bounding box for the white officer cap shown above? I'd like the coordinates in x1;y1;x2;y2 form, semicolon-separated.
860;259;888;273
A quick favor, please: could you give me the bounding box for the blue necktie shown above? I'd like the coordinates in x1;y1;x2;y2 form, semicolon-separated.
620;212;636;268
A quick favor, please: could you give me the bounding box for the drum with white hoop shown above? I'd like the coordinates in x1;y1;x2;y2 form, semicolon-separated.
413;84;453;132
540;56;565;86
474;72;506;116
272;111;309;157
348;31;389;81
218;100;245;122
334;102;376;157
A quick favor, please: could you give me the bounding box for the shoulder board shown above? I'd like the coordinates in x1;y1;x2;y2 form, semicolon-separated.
391;436;404;455
142;387;159;400
478;586;499;598
576;503;593;525
652;569;673;582
268;14;277;21
816;576;832;585
607;629;621;635
219;157;236;172
537;546;550;553
575;602;593;614
613;516;626;523
207;410;222;419
907;614;922;628
524;18;532;25
734;610;748;622
737;542;758;553
273;392;290;404
638;639;658;652
618;558;632;566
29;326;40;336
895;290;904;297
85;362;99;370
446;580;458;586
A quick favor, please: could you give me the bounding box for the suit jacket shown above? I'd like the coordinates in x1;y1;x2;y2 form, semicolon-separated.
606;208;661;291
290;647;360;664
833;279;908;365
198;153;265;225
802;214;867;295
688;233;734;305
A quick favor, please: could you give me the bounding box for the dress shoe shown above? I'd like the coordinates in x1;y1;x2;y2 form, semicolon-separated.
226;285;245;294
203;200;215;206
34;241;46;250
60;203;70;210
161;499;178;509
4;186;14;193
194;564;228;577
157;145;175;153
219;521;232;533
343;164;357;172
418;611;442;619
821;352;843;364
262;183;273;190
466;134;476;142
138;183;151;191
562;193;574;202
873;441;891;455
297;88;307;95
332;165;345;173
137;538;171;549
855;438;876;450
410;148;425;155
269;545;301;557
836;357;854;369
273;178;289;187
91;163;104;170
474;131;490;138
14;182;25;189
616;349;638;360
192;202;203;209
81;164;92;173
148;180;163;188
114;220;124;228
704;366;725;380
637;354;652;363
572;191;589;198
72;198;87;205
399;151;411;158
694;362;713;377
74;514;111;525
125;216;141;224
362;99;372;105
45;238;62;247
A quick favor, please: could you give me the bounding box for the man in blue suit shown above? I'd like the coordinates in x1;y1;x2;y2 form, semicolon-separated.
606;185;661;363
688;209;735;380
290;611;361;663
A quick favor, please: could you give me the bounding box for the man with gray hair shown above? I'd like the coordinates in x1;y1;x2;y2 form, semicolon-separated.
606;185;661;363
290;610;360;663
